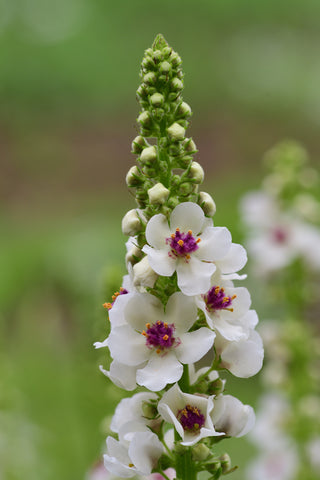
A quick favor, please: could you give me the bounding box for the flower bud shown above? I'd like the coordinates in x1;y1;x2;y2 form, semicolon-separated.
160;60;171;74
183;138;197;153
152;49;162;62
133;256;158;288
171;77;183;91
220;454;232;474
192;443;211;461
137;111;152;127
199;191;216;217
207;376;224;395
189;161;204;183
143;71;157;85
167;122;185;141
150;92;164;107
140;146;157;164
177;102;192;117
141;56;154;69
178;156;193;168
126;166;142;187
121;209;142;236
167;197;179;209
162;46;172;58
179;182;194;195
136;85;148;99
142;401;158;419
148;182;170;204
131;135;147;154
170;52;182;66
125;244;142;265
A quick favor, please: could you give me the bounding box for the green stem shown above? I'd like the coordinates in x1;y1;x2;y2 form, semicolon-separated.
175;447;197;480
178;364;189;392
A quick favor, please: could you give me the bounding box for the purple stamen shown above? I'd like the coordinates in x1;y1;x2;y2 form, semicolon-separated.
142;320;176;353
272;227;288;244
166;228;200;260
178;404;205;432
203;285;236;313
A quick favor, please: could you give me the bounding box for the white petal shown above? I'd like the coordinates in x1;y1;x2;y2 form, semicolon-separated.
170;202;205;233
177;256;215;295
94;337;108;349
142;245;176;276
104;438;135;478
100;361;138;391
136;352;183;391
124;293;162;331
129;431;163;475
145;213;171;248
108;326;149;366
165;292;197;332
207;314;247;341
212;395;255;437
111;392;157;433
176;328;216;363
196;227;232;261
221;330;264;377
217;243;248;274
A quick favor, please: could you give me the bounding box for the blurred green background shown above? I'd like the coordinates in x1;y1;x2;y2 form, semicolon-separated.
1;0;320;479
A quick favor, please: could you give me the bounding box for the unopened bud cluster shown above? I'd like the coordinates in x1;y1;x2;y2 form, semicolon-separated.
125;34;216;233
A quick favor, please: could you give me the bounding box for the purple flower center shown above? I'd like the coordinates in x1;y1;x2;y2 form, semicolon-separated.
104;287;129;310
178;404;205;432
203;285;236;313
166;228;200;260
272;227;288;244
142;320;176;354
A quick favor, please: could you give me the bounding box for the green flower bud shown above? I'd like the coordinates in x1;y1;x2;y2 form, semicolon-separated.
192;443;211;461
125;244;143;266
206;461;221;476
171;175;181;187
162;46;172;58
141;56;155;69
126;166;142;187
207;377;224;396
189;161;204;184
177;101;192;117
152;49;162;62
167;122;185;141
178;155;193;168
121;209;142;236
143;71;157;85
179;182;194;195
136;85;148;99
150;92;164;107
199;191;216;217
220;454;232;474
145;48;153;56
171;77;183;91
142;166;156;177
131;135;147;154
160;61;171;74
137;111;152;127
141;401;158;419
183;138;197;153
140;146;157;164
167;197;179;209
148;182;170;204
170;52;182;66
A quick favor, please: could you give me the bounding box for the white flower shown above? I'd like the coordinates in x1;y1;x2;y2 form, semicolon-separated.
247;446;299;480
122;209;142;236
98;363;138;391
214;315;264;378
132;256;158;288
103;431;163;478
210;394;255;437
110;392;159;442
157;383;224;446
195;276;251;341
142;202;233;295
107;292;215;391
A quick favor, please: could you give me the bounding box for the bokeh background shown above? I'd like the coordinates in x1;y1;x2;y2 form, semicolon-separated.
1;1;320;479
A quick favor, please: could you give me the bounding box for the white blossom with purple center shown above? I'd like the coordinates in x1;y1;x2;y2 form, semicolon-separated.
107;291;216;391
142;202;233;295
195;274;252;341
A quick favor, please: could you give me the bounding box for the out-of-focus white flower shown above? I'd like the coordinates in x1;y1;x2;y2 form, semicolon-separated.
103;431;163;478
107;292;215;391
246;446;299;480
142;202;234;295
241;191;320;273
306;436;320;471
158;383;224;446
210;394;255;437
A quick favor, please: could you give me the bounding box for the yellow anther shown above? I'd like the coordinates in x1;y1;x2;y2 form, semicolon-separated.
156;348;161;354
171;233;175;239
178;239;184;246
231;295;237;300
196;238;201;243
146;323;151;329
186;254;190;259
157;320;161;325
120;287;125;292
214;286;220;294
103;302;112;310
128;463;134;468
164;322;168;328
163;334;169;341
188;230;193;235
176;228;180;232
222;297;230;303
142;330;147;336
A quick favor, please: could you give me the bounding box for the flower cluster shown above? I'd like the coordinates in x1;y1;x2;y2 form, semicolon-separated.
95;34;263;480
241;142;320;480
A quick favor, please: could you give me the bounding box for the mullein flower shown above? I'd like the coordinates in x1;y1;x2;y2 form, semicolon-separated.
95;34;262;480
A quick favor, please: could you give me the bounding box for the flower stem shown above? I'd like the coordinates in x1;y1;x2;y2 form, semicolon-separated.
175;447;197;480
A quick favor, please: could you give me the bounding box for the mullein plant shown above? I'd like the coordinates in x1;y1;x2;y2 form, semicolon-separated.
95;34;263;480
241;142;320;480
